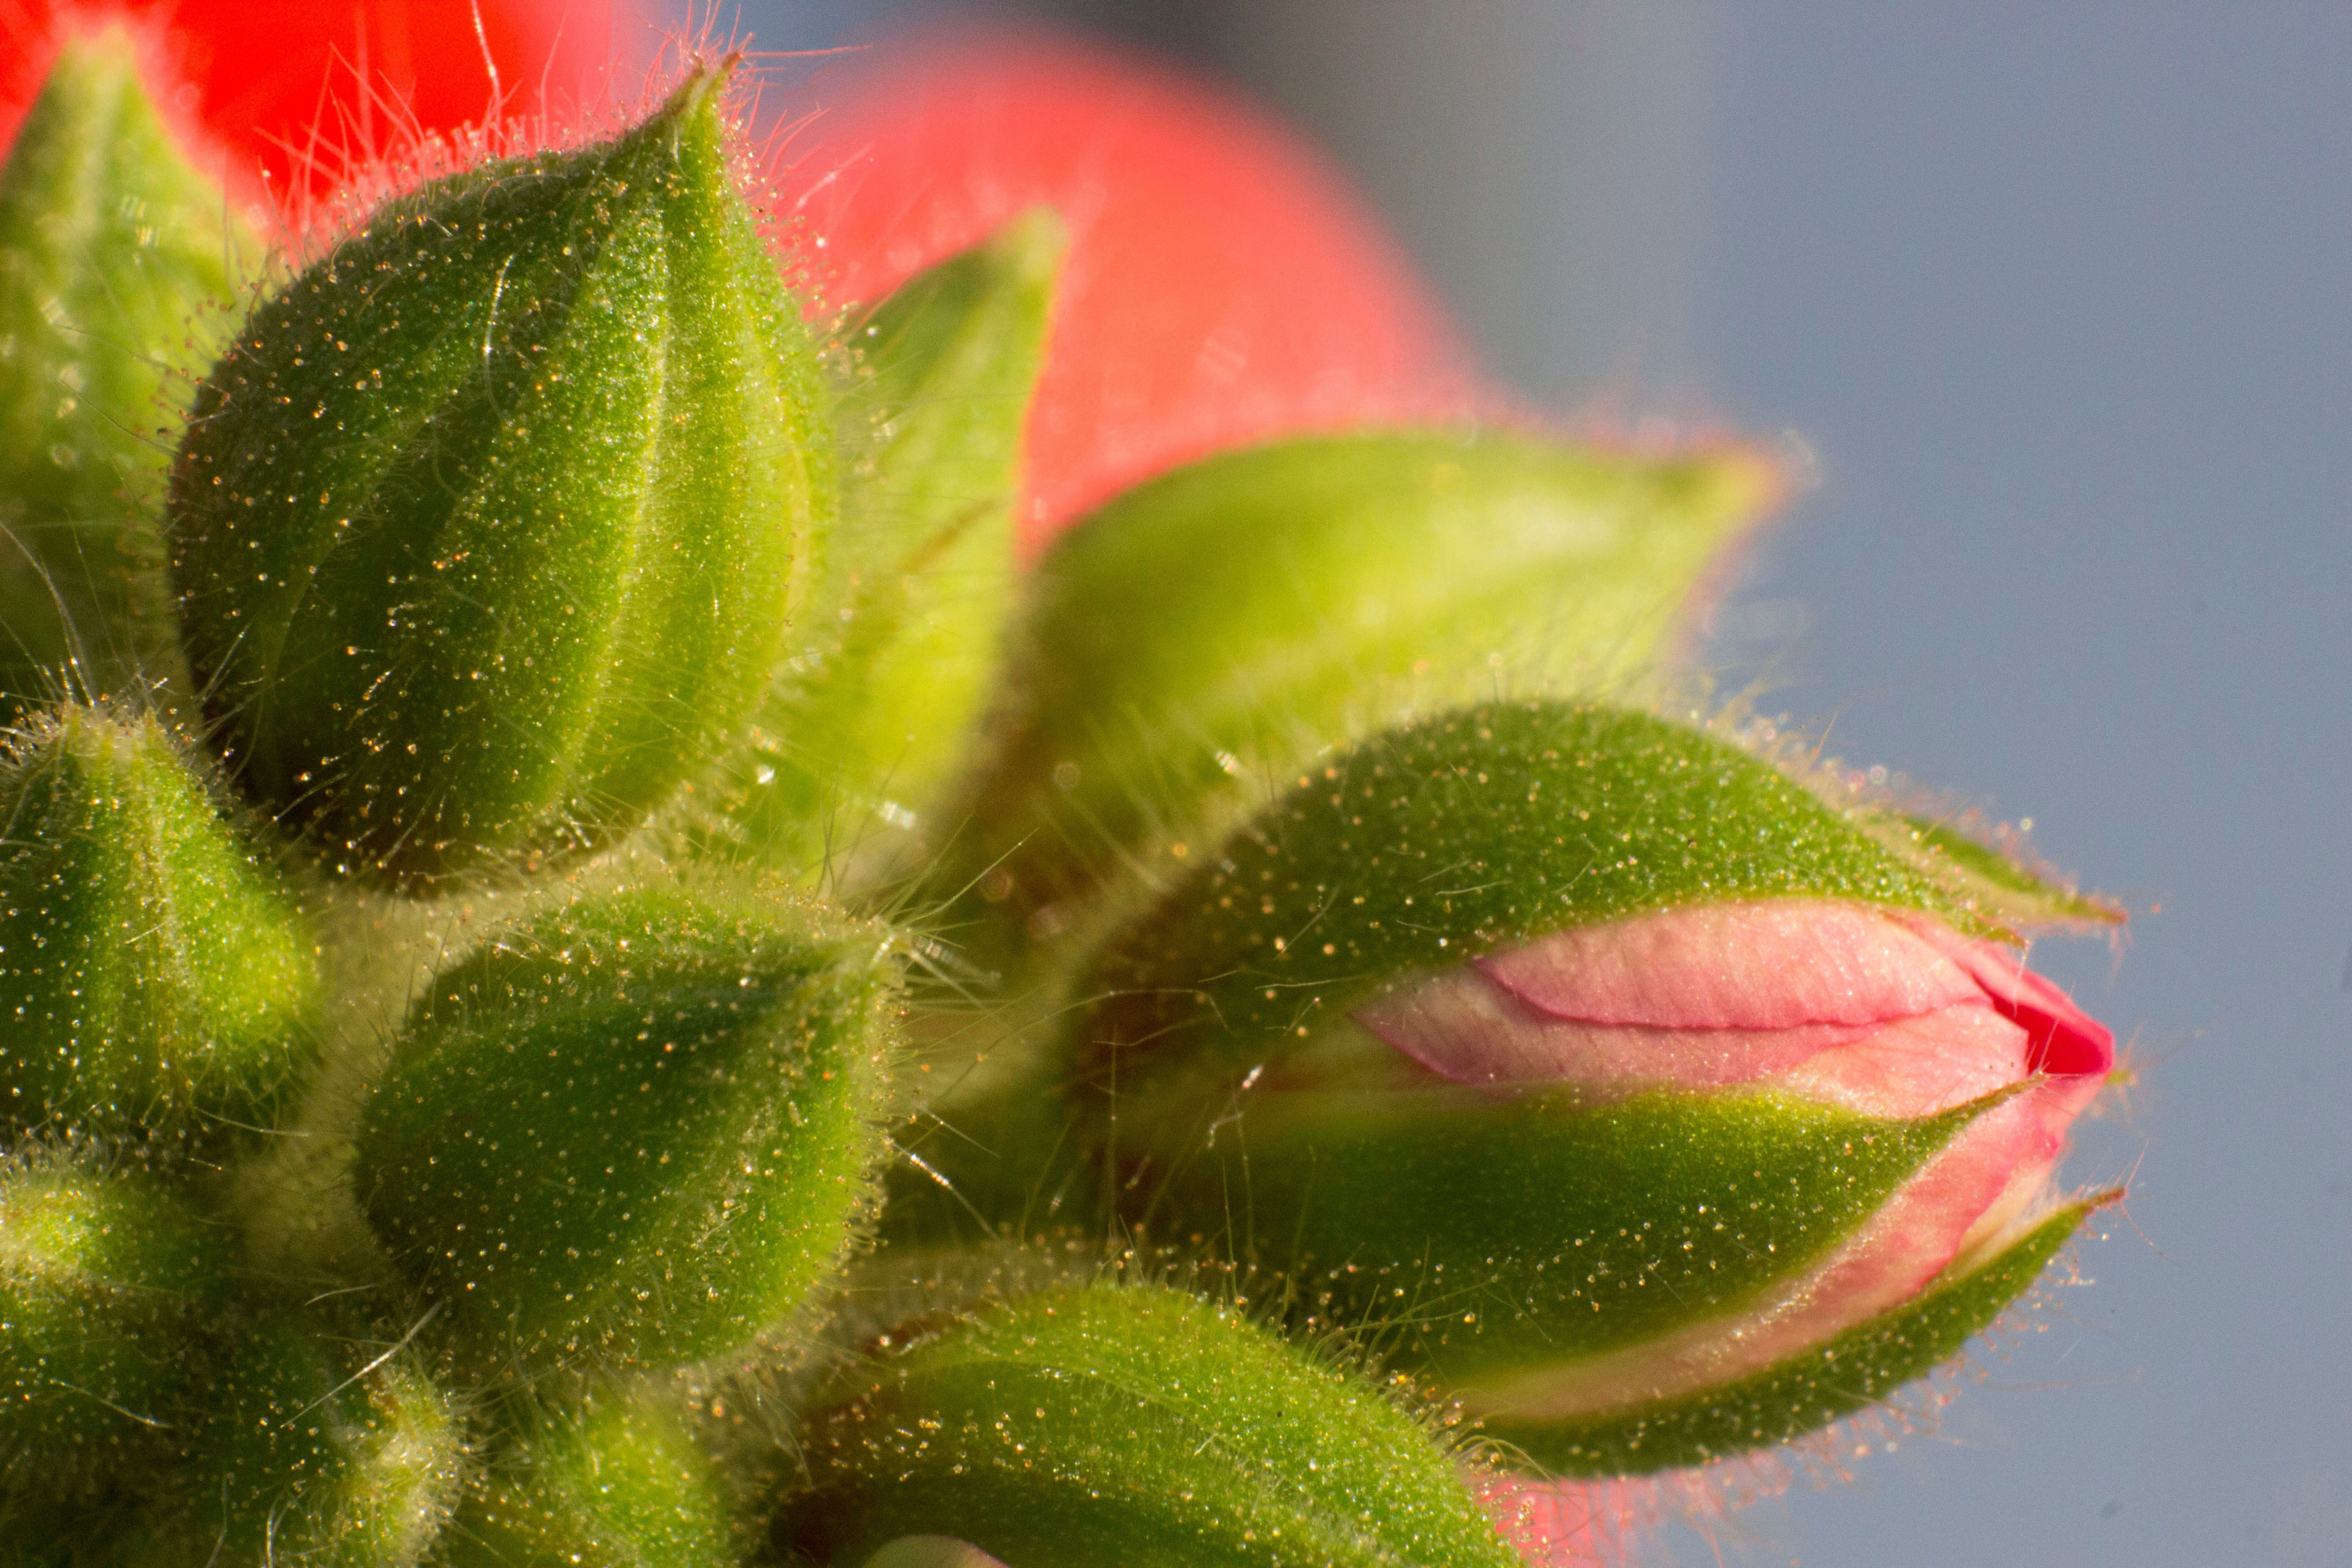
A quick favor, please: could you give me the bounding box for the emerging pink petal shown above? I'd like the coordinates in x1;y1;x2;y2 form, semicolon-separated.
1476;900;1982;1030
1362;898;2120;1426
1354;899;2114;1118
1901;914;2114;1076
1345;895;2120;1425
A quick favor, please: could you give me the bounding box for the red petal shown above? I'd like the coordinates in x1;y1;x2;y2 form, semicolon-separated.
772;30;1496;549
1901;914;2116;1078
1;1;627;206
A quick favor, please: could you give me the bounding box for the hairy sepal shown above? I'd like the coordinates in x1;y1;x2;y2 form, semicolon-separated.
168;65;830;891
939;436;1778;949
1114;1082;1988;1385
777;1283;1520;1568
352;883;901;1381
707;209;1061;881
182;1301;466;1567
1481;1198;2099;1474
0;702;317;1147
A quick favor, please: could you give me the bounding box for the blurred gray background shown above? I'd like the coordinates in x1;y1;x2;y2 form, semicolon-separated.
687;3;2352;1563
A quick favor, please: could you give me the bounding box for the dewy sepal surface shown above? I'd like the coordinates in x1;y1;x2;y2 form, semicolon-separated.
778;1283;1524;1568
168;63;831;892
0;701;318;1146
353;882;902;1381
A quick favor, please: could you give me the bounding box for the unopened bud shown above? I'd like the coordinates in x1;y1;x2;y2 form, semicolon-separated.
778;1283;1519;1568
169;65;829;891
444;1389;729;1568
0;1153;225;1479
1068;701;2119;1472
183;1302;465;1567
354;883;899;1378
0;702;317;1144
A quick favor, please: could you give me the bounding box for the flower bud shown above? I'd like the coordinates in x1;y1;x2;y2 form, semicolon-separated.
0;28;255;714
936;431;1778;950
1067;701;2118;1473
0;702;317;1144
182;1301;465;1567
776;1283;1520;1568
0;1152;226;1480
168;64;830;891
444;1388;730;1568
708;209;1061;878
354;883;900;1378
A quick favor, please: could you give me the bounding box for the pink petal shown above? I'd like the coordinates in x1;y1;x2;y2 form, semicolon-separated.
859;1540;1013;1568
1358;968;2033;1117
1901;915;2115;1077
1770;1004;2034;1117
1356;900;2115;1111
1357;962;1899;1093
1475;901;1983;1030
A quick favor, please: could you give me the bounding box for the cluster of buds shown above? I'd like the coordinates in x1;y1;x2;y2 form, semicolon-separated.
0;9;2123;1566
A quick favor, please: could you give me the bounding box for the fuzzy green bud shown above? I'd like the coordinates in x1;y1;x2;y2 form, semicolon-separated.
0;1155;226;1481
444;1389;731;1568
1064;701;2116;1473
708;210;1060;880
168;65;830;891
0;702;317;1143
182;1302;466;1567
777;1283;1519;1568
354;884;900;1378
938;433;1777;947
0;29;256;715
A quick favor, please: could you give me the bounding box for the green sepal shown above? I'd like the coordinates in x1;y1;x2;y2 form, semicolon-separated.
353;883;901;1379
1868;810;2123;932
181;1301;465;1567
1071;700;1958;1089
1483;1196;2100;1475
168;65;830;892
0;29;257;717
937;433;1779;945
1114;1083;1991;1384
443;1388;733;1568
0;702;318;1145
777;1284;1520;1568
705;210;1061;880
0;1154;227;1481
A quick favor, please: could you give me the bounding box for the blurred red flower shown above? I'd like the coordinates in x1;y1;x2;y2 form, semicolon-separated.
0;0;627;206
774;31;1500;549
